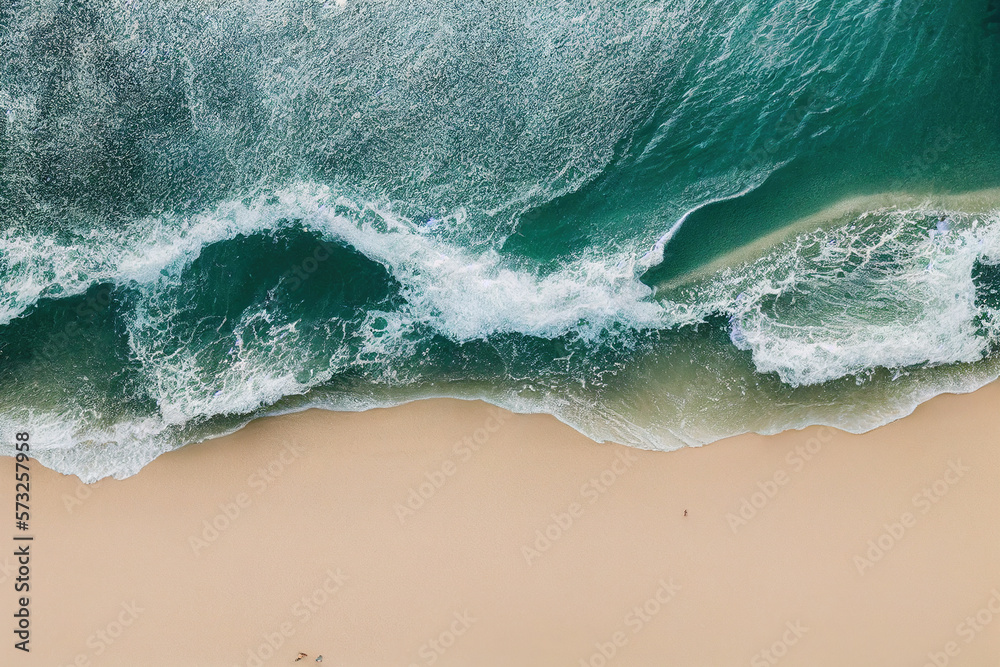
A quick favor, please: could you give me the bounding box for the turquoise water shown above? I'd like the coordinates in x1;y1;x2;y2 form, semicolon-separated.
3;0;1000;479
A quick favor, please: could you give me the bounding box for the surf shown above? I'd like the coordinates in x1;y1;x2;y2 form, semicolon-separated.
2;0;1000;479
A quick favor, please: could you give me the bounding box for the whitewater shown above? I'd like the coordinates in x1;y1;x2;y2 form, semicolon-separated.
2;0;1000;479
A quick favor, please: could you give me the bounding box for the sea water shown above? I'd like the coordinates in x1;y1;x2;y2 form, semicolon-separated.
2;0;1000;479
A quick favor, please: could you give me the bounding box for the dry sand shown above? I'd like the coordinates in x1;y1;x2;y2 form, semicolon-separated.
0;383;998;666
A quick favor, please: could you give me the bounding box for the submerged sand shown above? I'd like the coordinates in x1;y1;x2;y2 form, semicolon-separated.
0;383;998;666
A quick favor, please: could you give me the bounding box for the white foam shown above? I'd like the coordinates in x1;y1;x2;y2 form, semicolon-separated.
10;187;1000;481
33;182;669;427
0;407;174;481
272;184;673;342
697;207;1000;386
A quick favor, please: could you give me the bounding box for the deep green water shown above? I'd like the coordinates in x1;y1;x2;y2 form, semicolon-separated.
2;0;1000;479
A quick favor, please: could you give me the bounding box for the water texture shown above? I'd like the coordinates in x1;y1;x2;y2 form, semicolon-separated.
2;0;999;479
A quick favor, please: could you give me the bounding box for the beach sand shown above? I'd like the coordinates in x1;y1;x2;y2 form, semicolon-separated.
1;383;998;666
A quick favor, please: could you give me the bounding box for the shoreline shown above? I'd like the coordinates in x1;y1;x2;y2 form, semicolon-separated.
32;364;1000;483
1;384;998;665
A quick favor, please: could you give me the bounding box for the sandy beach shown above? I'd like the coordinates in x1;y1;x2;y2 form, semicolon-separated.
1;385;998;666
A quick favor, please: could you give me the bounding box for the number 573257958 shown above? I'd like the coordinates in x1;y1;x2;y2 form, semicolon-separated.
14;432;29;529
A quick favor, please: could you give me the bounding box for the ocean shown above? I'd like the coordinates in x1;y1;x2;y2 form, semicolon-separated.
2;0;1000;480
